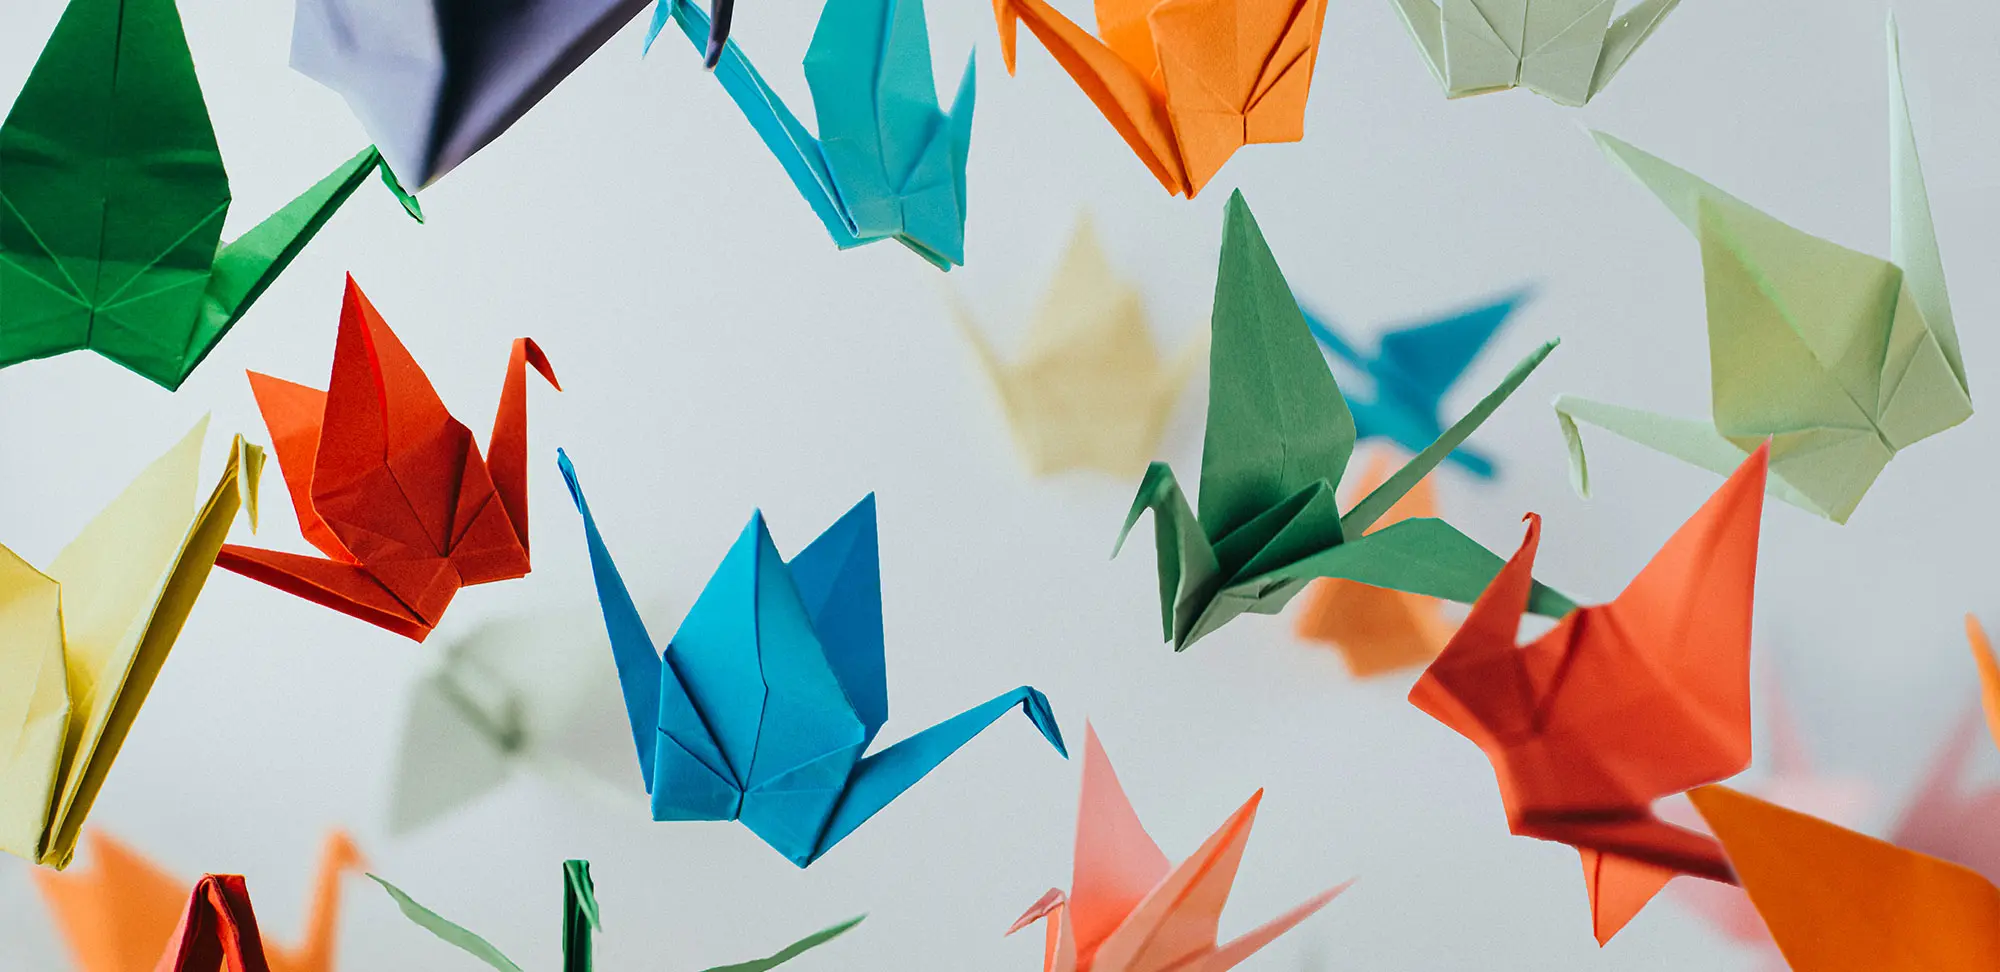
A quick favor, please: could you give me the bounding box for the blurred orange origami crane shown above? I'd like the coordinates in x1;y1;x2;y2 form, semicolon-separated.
1690;783;2000;971
991;0;1327;197
1410;442;1771;944
1292;452;1455;677
35;830;364;972
1007;724;1349;972
215;275;559;641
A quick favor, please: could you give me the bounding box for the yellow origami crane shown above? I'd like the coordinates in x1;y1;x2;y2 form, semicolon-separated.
953;215;1203;477
35;829;364;972
991;0;1328;197
1292;450;1455;677
0;418;261;868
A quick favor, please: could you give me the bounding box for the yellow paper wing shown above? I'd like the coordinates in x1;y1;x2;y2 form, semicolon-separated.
0;545;68;863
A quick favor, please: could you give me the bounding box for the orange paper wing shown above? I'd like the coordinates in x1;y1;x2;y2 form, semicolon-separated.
33;832;188;972
152;876;274;972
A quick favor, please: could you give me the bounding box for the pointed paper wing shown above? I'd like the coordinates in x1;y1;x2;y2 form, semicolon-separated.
1066;726;1170;965
154;876;275;972
369;876;525;972
1372;291;1526;419
786;495;888;745
0;542;67;865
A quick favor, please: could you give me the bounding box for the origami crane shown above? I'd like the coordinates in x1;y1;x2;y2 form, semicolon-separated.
1690;784;2000;972
1410;443;1770;944
1291;452;1455;678
1557;17;1964;525
291;0;660;188
1;0;421;392
154;875;289;972
1302;289;1531;479
1388;0;1681;105
1116;192;1570;651
372;859;865;972
559;451;1068;866
35;830;364;972
388;610;646;835
0;419;260;869
992;0;1327;197
214;275;559;642
1007;724;1350;972
645;0;975;269
1887;616;2000;883
953;214;1204;476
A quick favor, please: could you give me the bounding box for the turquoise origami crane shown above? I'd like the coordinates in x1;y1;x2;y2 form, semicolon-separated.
644;0;974;269
557;451;1067;867
1302;290;1532;479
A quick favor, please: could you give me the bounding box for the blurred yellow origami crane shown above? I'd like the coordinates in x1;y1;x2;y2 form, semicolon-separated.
991;0;1328;197
1556;15;1965;524
953;215;1203;476
34;829;364;972
1388;0;1680;105
0;418;260;868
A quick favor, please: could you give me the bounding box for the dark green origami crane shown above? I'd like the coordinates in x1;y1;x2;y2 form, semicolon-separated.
0;0;421;391
1117;191;1577;650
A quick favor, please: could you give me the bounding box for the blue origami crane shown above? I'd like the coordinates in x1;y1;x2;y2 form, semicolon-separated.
557;451;1066;867
1299;290;1531;479
644;0;975;270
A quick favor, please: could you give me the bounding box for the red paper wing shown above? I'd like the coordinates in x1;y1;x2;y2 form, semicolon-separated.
243;373;352;562
152;876;272;972
213;546;434;641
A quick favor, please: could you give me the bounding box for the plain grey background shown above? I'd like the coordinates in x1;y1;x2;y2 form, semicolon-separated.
3;0;1997;969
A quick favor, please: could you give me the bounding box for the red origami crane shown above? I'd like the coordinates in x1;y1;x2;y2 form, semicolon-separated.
154;875;274;972
1410;442;1770;944
216;275;559;641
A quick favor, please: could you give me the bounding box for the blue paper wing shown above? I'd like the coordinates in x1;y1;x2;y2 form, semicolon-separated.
1374;290;1528;414
786;494;889;745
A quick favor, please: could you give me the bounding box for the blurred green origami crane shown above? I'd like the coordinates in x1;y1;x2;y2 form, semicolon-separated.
372;860;862;972
0;0;420;391
1557;16;1965;525
1389;0;1680;105
1116;191;1574;651
645;0;973;269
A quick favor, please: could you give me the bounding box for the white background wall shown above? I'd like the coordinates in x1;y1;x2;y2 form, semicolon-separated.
3;0;1997;969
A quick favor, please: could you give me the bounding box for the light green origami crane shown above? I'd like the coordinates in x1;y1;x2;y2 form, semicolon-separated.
1116;191;1574;651
1556;15;1965;525
1389;0;1680;105
0;0;421;392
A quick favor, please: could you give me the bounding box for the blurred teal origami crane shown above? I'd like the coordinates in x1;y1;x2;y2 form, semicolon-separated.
1117;192;1573;651
1556;15;1965;525
558;452;1067;867
1;0;421;391
644;0;974;269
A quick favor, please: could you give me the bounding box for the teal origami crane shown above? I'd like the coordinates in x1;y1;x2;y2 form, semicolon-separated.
1;0;421;391
558;451;1067;867
644;0;974;269
1117;192;1573;651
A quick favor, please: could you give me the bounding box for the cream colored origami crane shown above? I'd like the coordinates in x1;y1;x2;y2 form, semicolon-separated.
1389;0;1680;105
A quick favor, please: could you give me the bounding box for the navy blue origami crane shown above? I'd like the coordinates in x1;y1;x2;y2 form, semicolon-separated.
558;451;1066;866
1300;290;1531;478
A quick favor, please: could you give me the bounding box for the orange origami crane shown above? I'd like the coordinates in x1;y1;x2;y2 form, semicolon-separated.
35;830;364;972
1691;783;2000;971
1409;442;1771;944
991;0;1327;197
215;275;559;641
1292;451;1455;677
1007;724;1349;972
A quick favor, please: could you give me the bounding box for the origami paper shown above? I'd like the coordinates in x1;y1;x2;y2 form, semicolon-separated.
388;610;648;835
1409;443;1770;944
154;875;283;972
992;0;1327;197
1007;725;1350;972
1388;0;1680;105
1690;784;2000;972
1302;289;1531;479
645;0;974;269
214;275;559;642
559;451;1068;866
1887;616;2000;883
1556;17;1964;525
371;859;865;972
1116;192;1571;651
0;419;261;869
1291;452;1455;677
1;0;421;392
952;214;1203;477
35;830;364;972
290;0;657;188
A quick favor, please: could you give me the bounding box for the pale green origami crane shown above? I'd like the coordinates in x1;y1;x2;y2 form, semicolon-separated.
1389;0;1680;105
1557;15;1966;524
